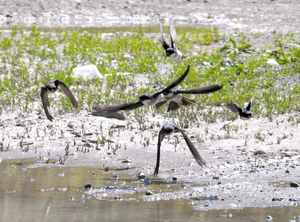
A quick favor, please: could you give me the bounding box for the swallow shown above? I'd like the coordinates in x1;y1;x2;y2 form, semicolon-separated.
154;121;206;176
156;84;223;112
40;80;78;121
160;20;182;61
227;98;255;120
92;65;190;112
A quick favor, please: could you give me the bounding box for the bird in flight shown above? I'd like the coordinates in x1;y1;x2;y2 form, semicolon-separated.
156;84;223;112
160;20;182;61
40;80;77;121
92;65;191;112
227;98;255;120
154;121;206;176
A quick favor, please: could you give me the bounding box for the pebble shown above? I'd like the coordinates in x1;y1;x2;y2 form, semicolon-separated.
137;172;145;180
110;175;119;180
83;184;92;190
290;182;300;188
146;190;154;195
265;215;272;221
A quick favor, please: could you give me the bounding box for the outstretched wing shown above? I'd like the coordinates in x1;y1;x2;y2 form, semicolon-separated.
155;101;168;109
154;129;166;176
160;23;170;50
56;80;78;108
167;101;180;112
246;98;255;111
178;128;206;167
175;85;223;94
92;101;144;112
227;103;241;113
169;19;177;49
40;87;54;121
152;65;190;99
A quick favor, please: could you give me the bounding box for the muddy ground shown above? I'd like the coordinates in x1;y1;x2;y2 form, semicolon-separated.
1;0;300;218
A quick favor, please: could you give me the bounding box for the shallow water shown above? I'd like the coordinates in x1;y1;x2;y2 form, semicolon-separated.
1;159;300;222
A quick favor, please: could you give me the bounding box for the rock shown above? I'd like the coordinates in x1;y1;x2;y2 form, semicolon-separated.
146;190;154;195
271;197;283;201
137;172;146;180
110;175;119;180
284;43;300;50
290;182;300;187
122;159;132;163
72;64;103;79
172;177;178;181
254;150;267;155
83;184;92;189
212;176;219;180
265;215;272;221
266;59;279;67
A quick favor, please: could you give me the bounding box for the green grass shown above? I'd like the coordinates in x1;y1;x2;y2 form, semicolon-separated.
0;25;300;123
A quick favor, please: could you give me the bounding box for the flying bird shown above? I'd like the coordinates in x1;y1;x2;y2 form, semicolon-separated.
154;121;206;176
40;80;78;121
160;20;182;61
92;65;190;112
156;84;223;112
227;98;255;120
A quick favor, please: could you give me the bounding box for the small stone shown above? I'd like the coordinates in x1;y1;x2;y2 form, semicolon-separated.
254;150;266;155
72;64;103;79
290;182;300;187
146;190;154;195
70;197;75;201
266;59;279;67
137;172;145;180
212;176;219;180
122;159;132;163
265;215;272;221
83;184;92;190
271;197;283;201
284;43;300;49
110;175;119;180
172;177;178;181
285;170;290;174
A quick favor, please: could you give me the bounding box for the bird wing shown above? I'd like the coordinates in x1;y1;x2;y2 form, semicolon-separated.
246;98;255;111
154;129;166;176
92;101;144;112
56;80;78;108
174;85;223;94
155;101;168;109
178;128;206;167
167;101;180;112
227;103;241;113
40;87;54;121
160;23;170;50
152;65;190;99
169;19;177;49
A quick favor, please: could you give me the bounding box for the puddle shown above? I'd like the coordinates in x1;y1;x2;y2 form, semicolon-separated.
1;158;300;222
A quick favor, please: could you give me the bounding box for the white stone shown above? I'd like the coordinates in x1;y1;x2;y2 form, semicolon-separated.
72;64;103;79
266;59;279;67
